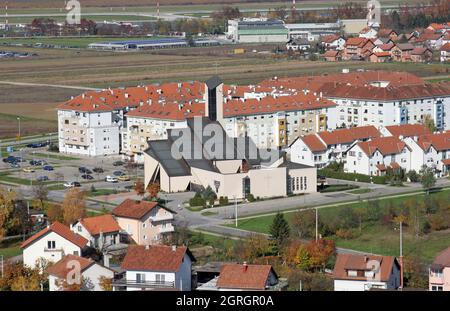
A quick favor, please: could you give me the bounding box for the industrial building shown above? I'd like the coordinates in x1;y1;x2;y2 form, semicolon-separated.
87;38;219;51
227;18;289;43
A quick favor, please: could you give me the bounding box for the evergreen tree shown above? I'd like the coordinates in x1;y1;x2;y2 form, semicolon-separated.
269;212;290;250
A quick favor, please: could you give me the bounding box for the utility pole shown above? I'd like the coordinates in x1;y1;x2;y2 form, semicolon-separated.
315;207;318;242
1;255;3;278
234;196;238;227
400;220;404;290
17;117;21;141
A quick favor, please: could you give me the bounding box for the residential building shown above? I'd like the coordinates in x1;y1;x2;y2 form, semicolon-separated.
144;117;317;199
47;254;114;291
441;43;450;62
377;28;399;40
112;199;175;245
333;253;401;291
286;38;311;52
369;51;392;63
429;246;450;291
197;263;285;291
285;23;341;41
70;214;123;251
345;136;411;176
113;245;195;291
322;50;341;62
393;43;414;62
21;221;89;268
380;124;431;138
227;18;289;43
359;27;378;39
410;47;433;63
320;34;346;50
342;37;375;60
290;125;380;167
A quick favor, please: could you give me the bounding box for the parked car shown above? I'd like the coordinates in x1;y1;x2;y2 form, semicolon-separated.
117;175;130;181
112;161;124;167
27;142;48;148
3;156;18;163
93;167;104;173
105;175;118;183
10;162;20;168
64;181;81;188
36;176;49;182
81;174;94;180
84;169;93;175
78;167;88;173
29;160;43;166
113;171;125;177
23;167;35;173
43;165;54;171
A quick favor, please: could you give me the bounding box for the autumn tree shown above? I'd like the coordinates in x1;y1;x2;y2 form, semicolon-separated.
99;276;113;291
147;181;160;200
134;179;145;196
47;204;64;223
403;255;428;288
269;212;290;251
0;187;17;240
61;188;86;225
0;258;49;291
306;239;336;271
420;166;436;195
423;114;437;133
291;209;317;239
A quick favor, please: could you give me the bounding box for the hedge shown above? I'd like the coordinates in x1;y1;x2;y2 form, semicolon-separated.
318;169;387;185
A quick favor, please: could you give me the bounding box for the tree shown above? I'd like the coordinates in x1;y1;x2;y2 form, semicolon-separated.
291;209;317;239
147;181;160;199
306;239;336;270
420;166;436;194
407;170;420;182
0;259;49;291
0;187;17;240
422;114;437;133
134;179;145;196
61;188;86;225
32;183;48;209
295;244;312;270
269;212;290;250
47;204;64;223
99;276;113;291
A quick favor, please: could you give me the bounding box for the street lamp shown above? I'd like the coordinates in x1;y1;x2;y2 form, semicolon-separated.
17;117;21;140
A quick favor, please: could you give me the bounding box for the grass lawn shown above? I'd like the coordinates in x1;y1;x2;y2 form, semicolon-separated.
185;205;206;212
225;188;450;262
0;172;57;186
201;211;218;217
88;188;127;197
46;184;66;191
189;230;236;249
348;188;372;194
319;184;359;193
0;243;21;258
31;152;80;161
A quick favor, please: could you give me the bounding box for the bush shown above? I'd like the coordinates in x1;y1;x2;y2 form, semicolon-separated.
219;196;229;205
247;194;255;202
48;144;59;152
90;185;96;193
189;193;206;207
318;169;386;184
407;170;420;182
208;197;215;207
335;228;354;239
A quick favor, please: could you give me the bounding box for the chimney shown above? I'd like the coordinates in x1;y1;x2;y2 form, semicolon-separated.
243;261;248;272
145;245;149;250
81;93;85;99
172;245;177;252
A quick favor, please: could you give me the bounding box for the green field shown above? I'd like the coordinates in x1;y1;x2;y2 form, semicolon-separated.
0;245;21;258
0;172;57;186
227;188;450;263
31;152;80;161
348;188;372;195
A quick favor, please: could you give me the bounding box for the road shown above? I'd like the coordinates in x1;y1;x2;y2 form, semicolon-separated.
0;135;58;148
0;81;101;91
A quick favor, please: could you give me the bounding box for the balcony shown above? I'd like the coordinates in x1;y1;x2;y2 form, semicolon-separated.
112;279;175;290
150;214;174;222
159;226;175;234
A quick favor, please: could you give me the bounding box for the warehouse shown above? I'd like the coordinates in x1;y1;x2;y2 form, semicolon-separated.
88;38;189;50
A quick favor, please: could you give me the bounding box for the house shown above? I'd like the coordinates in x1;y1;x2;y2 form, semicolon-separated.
286;38;311;52
377;28;398;40
21;221;89;269
410;47;433;63
320;34;346;50
429;246;450;291
322;50;341;62
47;254;114;291
414;132;450;175
441;43;450;62
197;263;285;291
112;199;175;245
413;33;443;50
344;136;411;176
393;43;414;62
71;214;123;251
369;51;392;63
290;125;380;167
333;253;401;291
359;27;378;39
112;245;195;291
343;37;375;60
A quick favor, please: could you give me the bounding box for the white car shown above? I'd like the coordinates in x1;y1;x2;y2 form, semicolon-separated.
105;175;118;183
63;181;81;188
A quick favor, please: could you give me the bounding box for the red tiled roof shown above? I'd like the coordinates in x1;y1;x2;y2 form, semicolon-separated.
301;134;327;152
112;199;159;219
441;159;450;166
378;42;395;51
217;264;274;290
46;254;94;278
21;221;88;249
323;50;339;57
385;124;431;138
433;247;450;267
321;34;341;43
319;81;450;101
318;126;380;146
390;162;401;169
378;28;397;37
376;164;387;171
417;132;450;152
121;245;192;272
429;23;445;30
79;214;121;236
345;37;368;47
357;136;408;156
441;43;450;52
372;51;391;57
333;253;399;282
412;47;431;55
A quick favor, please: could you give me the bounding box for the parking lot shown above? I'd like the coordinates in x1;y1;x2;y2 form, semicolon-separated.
0;145;145;194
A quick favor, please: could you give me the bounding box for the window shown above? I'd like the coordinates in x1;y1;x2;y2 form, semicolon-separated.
136;273;146;283
77;225;82;232
47;241;56;249
155;274;165;284
73;251;79;256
